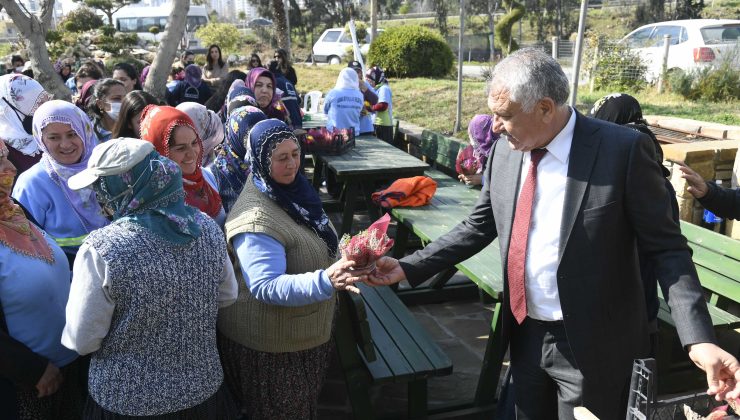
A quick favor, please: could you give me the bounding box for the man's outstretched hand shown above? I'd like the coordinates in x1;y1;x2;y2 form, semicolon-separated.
365;256;406;286
688;342;740;401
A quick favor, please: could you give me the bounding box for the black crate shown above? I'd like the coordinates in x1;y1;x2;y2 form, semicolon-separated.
626;359;724;420
300;128;355;156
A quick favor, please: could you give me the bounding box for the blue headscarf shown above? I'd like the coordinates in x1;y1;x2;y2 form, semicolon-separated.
248;119;337;257
210;105;266;213
93;150;205;245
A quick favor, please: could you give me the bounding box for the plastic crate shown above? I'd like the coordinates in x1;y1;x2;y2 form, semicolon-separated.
626;359;724;420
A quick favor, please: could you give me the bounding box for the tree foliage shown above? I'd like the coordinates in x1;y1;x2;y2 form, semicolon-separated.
194;22;243;53
368;25;453;77
59;6;104;33
432;0;449;37
496;0;525;55
72;0;142;25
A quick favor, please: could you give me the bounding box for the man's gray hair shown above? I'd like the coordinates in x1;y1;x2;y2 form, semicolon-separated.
489;48;570;112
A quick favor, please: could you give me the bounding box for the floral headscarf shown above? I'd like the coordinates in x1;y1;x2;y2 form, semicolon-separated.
93;147;205;245
211;106;266;213
140;65;151;86
365;66;388;86
248;119;337;257
32;100;108;231
0;139;53;262
139;105;223;218
225;79;258;117
0;74;52;156
245;67;287;121
176;102;225;164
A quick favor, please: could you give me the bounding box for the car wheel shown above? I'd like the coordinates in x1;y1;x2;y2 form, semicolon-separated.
329;56;341;65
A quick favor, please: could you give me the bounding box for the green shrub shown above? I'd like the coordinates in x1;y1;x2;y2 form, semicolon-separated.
584;35;647;92
367;25;453;78
668;64;740;101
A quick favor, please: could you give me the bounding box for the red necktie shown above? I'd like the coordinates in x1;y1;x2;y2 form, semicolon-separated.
507;148;547;324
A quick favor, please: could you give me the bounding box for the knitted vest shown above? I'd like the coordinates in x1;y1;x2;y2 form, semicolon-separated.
85;218;226;416
218;181;337;353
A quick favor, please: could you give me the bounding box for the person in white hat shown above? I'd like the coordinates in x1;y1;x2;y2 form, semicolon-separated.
61;138;239;419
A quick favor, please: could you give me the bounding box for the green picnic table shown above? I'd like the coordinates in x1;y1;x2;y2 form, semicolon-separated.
311;135;429;236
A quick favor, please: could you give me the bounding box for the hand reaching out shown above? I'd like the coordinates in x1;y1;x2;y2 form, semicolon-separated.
36;362;63;398
688;342;740;401
675;160;709;199
326;258;371;294
365;256;406;286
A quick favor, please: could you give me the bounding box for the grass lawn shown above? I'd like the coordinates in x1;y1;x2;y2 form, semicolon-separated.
295;64;740;139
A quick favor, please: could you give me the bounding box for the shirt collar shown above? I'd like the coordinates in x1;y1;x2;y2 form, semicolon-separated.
543;107;576;164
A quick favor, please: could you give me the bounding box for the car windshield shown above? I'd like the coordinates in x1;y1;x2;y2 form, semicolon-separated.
701;24;740;44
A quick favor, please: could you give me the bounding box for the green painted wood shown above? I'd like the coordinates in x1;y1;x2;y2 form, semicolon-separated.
420;130;465;173
657;294;740;329
474;302;505;406
680;220;740;261
408;380;429;420
318;136;429;178
348;292;376;362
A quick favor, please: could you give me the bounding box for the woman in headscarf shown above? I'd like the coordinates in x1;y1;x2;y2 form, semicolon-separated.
365;66;394;144
224;79;258;118
0;74;52;174
62;138;238;420
218;119;364;420
75;79;98;112
176;102;225;166
324;68;363;136
139;105;225;226
12;100;108;267
166;64;212;106
208;105;266;213
0;139;86;420
457;114;498;187
245;67;289;123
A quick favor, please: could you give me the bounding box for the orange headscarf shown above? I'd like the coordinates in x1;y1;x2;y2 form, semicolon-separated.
139;105;222;218
371;176;437;208
0;139;53;263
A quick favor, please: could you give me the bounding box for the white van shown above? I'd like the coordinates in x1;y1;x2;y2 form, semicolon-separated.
312;28;384;64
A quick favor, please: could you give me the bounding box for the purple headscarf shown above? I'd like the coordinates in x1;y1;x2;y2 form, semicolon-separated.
31;100;108;231
140;65;150;86
184;64;202;88
467;114;497;160
75;79;98;110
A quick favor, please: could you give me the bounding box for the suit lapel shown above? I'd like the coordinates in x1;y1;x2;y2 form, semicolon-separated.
491;140;523;264
558;112;602;261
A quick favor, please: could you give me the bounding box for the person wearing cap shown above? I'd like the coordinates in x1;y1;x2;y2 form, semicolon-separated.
61;138;238;419
323;67;363;136
218;119;366;419
0;139;87;419
12;100;109;268
347;61;379;136
138;105;226;227
365;66;394;145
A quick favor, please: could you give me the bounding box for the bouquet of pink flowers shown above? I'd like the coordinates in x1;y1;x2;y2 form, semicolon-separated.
339;214;395;270
456;145;483;176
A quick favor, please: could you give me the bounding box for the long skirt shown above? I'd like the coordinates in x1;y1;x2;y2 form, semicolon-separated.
218;333;333;420
82;383;236;420
15;356;88;420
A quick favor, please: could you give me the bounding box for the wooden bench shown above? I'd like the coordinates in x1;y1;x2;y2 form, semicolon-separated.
389;169;740;402
334;284;453;419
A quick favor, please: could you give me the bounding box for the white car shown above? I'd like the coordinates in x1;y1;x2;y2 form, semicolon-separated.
312;27;384;64
620;19;740;81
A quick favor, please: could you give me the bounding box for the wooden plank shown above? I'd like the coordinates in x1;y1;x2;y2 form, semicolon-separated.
320;136;429;177
681;220;740;261
657;296;740;329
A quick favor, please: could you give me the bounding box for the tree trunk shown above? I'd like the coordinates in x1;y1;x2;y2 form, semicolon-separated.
0;0;71;101
106;11;114;26
370;0;378;41
143;0;188;101
488;1;496;61
272;0;290;55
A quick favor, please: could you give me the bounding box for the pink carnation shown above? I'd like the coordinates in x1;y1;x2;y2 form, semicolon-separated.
339;214;394;269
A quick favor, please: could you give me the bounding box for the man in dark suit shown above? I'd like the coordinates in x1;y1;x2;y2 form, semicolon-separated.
367;48;740;419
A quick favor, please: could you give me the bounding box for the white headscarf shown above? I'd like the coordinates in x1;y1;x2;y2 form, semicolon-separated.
176;102;225;165
335;68;359;90
0;74;52;156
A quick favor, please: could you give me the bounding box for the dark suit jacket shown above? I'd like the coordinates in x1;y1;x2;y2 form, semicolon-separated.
399;112;715;417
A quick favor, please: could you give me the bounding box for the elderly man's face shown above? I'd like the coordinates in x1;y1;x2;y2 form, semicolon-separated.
488;82;548;152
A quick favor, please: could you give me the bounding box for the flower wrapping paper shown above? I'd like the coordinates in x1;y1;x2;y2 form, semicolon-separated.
339;213;394;269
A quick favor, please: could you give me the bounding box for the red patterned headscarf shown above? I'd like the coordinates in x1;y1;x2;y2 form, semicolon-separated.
139;105;222;218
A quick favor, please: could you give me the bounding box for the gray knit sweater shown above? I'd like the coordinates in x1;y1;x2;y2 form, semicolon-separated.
84;219;227;416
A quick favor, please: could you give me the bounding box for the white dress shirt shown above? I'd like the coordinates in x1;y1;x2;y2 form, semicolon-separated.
516;108;575;321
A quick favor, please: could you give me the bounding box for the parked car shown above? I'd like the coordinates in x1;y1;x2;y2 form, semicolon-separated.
312;28;384;64
620;19;740;81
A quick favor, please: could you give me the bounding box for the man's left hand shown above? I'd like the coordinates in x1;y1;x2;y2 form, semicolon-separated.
688;342;740;401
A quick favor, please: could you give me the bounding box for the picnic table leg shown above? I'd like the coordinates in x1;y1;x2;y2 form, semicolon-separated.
311;158;324;191
392;222;410;259
408;379;428;420
335;292;376;420
474;301;505;407
340;181;359;236
360;180;381;222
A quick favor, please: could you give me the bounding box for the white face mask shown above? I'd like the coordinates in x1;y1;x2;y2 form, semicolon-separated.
15;66;23;73
107;102;121;121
